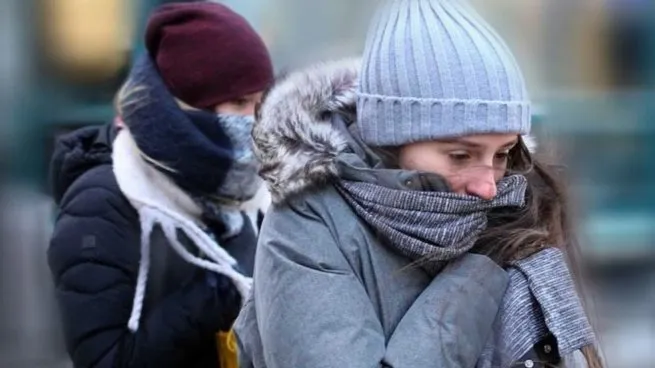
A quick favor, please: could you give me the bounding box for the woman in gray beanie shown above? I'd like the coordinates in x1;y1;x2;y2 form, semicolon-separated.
235;1;603;367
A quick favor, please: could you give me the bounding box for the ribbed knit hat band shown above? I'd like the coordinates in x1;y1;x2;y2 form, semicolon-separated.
357;0;531;146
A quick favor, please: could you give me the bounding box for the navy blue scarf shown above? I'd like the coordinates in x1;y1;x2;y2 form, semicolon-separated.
121;55;235;198
120;55;262;232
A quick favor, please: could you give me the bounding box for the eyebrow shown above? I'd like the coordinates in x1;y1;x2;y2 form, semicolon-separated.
441;138;519;149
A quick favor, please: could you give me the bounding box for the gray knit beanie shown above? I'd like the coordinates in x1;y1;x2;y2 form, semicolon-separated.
357;0;531;146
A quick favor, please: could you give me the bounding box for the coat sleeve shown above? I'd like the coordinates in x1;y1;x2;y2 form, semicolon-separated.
48;183;241;368
242;200;509;368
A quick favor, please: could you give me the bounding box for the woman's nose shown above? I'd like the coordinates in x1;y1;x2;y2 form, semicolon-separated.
465;170;498;200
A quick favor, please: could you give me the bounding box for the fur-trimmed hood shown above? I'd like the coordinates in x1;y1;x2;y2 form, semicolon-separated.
253;59;536;204
253;58;361;204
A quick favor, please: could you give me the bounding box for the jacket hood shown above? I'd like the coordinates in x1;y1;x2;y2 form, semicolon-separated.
49;124;115;204
253;58;361;204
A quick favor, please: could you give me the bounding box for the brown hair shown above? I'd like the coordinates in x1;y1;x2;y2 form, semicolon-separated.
473;138;604;368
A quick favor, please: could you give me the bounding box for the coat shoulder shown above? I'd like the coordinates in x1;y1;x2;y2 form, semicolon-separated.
58;163;137;223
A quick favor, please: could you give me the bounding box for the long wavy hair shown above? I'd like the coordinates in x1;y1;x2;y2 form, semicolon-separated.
480;138;603;368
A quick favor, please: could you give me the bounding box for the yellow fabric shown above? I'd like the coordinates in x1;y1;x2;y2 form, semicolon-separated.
217;329;239;368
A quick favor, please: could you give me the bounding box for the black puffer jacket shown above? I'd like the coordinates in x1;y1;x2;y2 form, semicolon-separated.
48;124;257;368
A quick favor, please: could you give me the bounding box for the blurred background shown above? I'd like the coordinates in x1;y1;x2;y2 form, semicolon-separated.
0;0;653;366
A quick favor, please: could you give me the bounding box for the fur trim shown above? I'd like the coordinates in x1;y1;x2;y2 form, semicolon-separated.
254;58;360;203
254;58;538;204
112;129;253;332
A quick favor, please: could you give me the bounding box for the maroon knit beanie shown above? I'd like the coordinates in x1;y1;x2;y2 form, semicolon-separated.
145;2;274;110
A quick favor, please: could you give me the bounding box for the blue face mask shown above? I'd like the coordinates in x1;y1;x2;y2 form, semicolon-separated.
182;110;262;203
213;113;262;203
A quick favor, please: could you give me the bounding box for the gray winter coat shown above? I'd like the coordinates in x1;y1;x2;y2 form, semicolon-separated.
234;59;570;368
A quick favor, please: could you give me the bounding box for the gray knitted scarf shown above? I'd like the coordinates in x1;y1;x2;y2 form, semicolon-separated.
338;175;528;273
336;174;596;367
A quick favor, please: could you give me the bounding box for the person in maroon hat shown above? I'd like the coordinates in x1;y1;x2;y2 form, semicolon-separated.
47;2;273;367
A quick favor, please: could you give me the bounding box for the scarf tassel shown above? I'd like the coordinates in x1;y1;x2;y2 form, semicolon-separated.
127;205;252;333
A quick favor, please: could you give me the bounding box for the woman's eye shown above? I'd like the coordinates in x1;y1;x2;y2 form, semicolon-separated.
449;152;470;162
494;152;510;161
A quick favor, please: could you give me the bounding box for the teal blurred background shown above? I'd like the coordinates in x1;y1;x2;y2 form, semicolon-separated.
1;0;654;366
